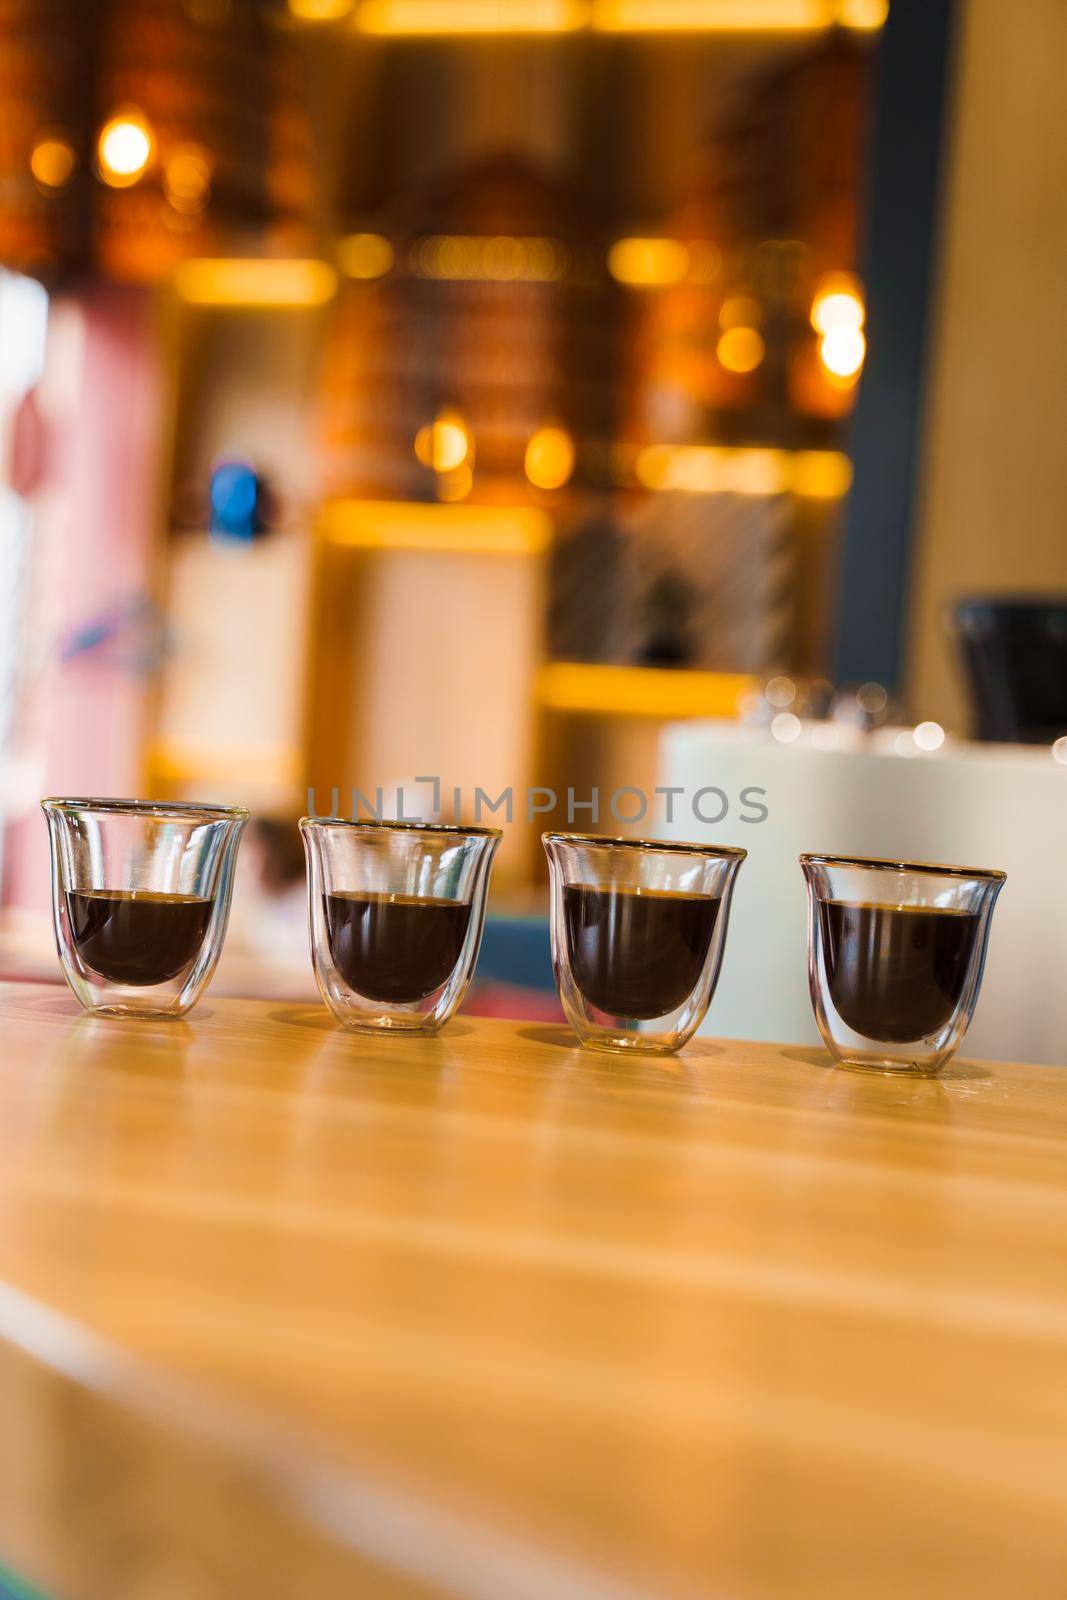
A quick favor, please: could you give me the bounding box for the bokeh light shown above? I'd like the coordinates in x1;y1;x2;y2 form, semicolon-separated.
97;110;154;187
811;272;866;381
913;720;946;752
608;237;689;287
288;0;352;16
811;274;865;335
337;233;395;279
165;145;212;214
525;427;575;491
415;410;472;474
174;258;339;307
717;325;765;373
30;136;76;190
819;324;866;381
359;0;587;32
836;0;889;29
411;234;565;283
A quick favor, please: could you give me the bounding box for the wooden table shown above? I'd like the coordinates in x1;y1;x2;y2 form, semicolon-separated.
0;983;1065;1600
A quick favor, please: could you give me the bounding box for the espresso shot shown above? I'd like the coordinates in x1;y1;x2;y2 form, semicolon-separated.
323;892;472;1004
300;819;501;1034
543;834;745;1054
562;885;721;1020
818;900;980;1043
801;854;1005;1074
43;798;248;1019
66;888;213;987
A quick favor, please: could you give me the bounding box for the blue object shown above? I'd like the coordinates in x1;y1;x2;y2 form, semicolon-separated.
477;913;555;993
209;460;260;541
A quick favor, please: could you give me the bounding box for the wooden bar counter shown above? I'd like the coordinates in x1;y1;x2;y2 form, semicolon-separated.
0;982;1065;1600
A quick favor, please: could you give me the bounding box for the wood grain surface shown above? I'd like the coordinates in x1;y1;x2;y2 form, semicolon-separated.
0;983;1064;1600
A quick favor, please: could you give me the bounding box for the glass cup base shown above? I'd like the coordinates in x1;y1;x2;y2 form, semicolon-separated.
573;1027;688;1057
87;1001;189;1021
832;1051;946;1077
334;1011;443;1037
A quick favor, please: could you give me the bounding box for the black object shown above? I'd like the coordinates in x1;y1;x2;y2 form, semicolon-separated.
955;597;1067;743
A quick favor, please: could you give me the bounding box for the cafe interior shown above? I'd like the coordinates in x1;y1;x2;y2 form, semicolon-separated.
3;0;1065;1058
0;3;1066;1593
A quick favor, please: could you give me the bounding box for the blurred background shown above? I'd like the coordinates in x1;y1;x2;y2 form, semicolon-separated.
1;0;1065;1055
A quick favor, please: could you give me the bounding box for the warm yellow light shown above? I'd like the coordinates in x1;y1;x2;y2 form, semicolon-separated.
319;500;552;556
819;324;866;381
411;234;565;282
634;445;852;498
30;136;76;189
791;450;854;498
537;662;756;719
810;273;865;334
97;110;154;187
437;463;474;502
525;427;575;491
719;295;762;330
608;237;689;287
636;445;784;495
595;0;831;31
165;144;212;215
415;409;472;474
358;0;588;32
289;0;351;16
174;258;338;307
837;0;888;29
717;325;765;373
337;232;395;279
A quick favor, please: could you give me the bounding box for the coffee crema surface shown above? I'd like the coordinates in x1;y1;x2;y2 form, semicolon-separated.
323;892;471;1004
66;889;213;987
562;884;721;1020
818;900;980;1043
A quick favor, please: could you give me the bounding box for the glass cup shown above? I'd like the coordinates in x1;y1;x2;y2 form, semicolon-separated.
42;797;249;1018
299;818;501;1033
542;832;746;1054
800;853;1006;1075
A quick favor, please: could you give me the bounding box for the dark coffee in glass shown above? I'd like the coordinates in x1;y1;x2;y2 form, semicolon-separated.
323;891;472;1004
300;819;500;1034
817;901;980;1044
562;885;721;1020
543;833;745;1054
67;889;214;987
801;854;1006;1074
43;798;248;1019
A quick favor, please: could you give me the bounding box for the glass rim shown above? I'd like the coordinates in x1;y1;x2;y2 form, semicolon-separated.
299;816;502;841
543;831;747;860
42;796;250;823
799;851;1006;883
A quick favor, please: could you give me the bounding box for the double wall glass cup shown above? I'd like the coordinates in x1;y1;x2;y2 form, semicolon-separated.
43;797;248;1018
800;853;1006;1075
300;818;500;1033
543;832;746;1054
